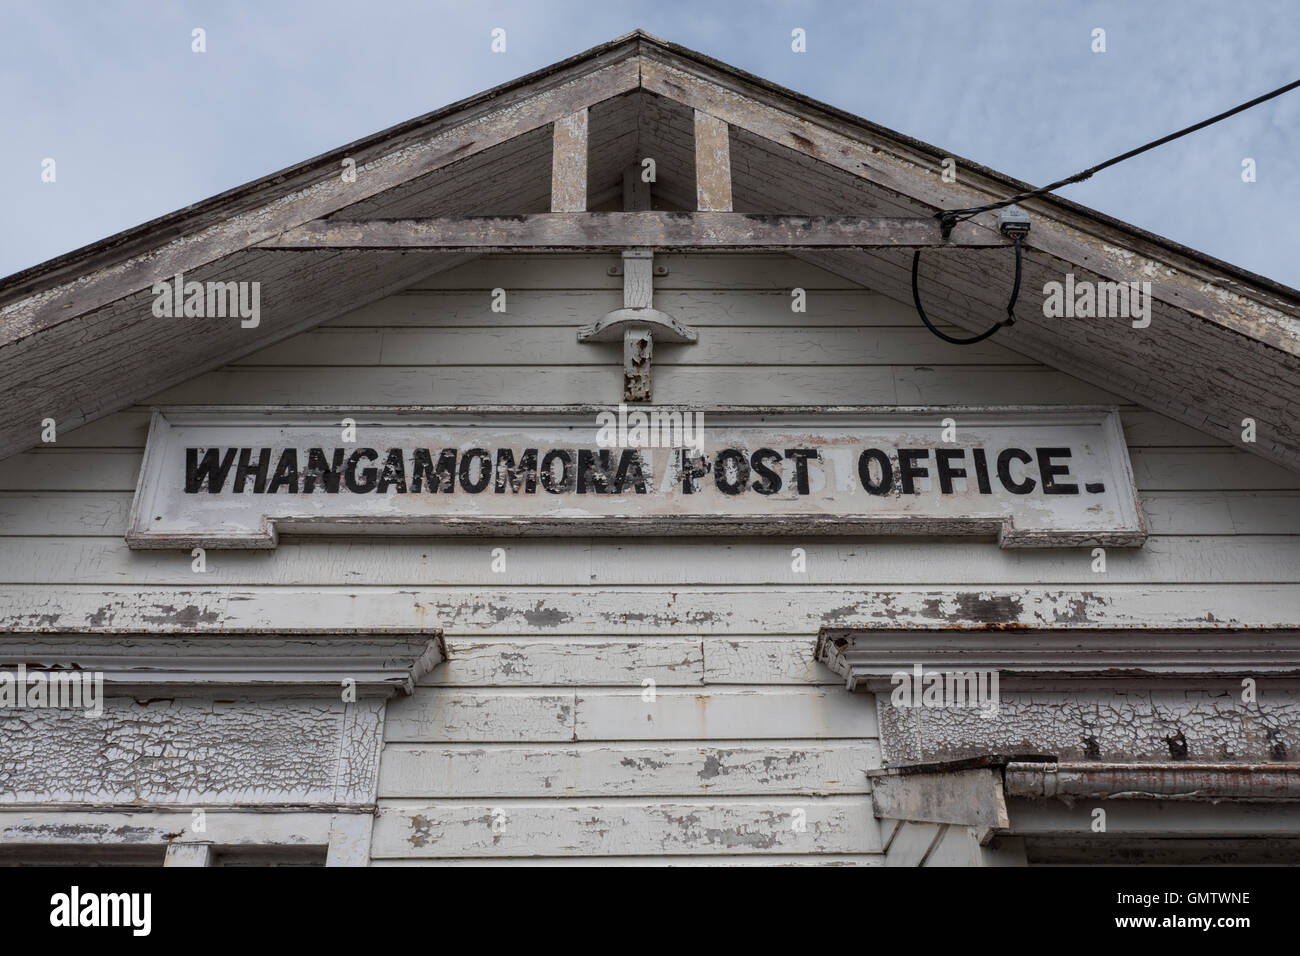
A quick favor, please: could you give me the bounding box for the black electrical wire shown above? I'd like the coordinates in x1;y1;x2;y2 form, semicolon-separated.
913;233;1022;345
938;75;1300;229
913;75;1300;345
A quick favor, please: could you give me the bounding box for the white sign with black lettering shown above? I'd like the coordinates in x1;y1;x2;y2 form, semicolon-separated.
126;407;1146;549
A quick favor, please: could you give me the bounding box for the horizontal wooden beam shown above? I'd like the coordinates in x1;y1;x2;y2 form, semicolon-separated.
259;213;1007;251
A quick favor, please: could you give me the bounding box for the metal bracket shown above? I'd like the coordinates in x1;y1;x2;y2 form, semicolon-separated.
577;249;697;402
576;308;697;344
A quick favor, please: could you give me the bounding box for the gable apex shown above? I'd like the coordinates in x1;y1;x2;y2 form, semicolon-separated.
1;31;1297;473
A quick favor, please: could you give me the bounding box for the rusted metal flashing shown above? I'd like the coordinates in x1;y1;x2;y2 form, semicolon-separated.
1005;762;1300;802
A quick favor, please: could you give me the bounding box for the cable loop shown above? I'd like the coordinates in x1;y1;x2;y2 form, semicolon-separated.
914;77;1299;347
912;234;1022;346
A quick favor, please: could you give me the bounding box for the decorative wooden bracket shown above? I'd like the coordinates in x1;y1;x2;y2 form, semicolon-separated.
577;249;697;402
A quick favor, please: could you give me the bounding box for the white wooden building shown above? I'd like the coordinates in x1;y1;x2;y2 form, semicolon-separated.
2;31;1299;866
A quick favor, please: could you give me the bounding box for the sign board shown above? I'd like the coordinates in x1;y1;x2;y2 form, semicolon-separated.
127;406;1146;549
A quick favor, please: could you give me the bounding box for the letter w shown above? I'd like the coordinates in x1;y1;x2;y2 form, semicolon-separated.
185;448;237;493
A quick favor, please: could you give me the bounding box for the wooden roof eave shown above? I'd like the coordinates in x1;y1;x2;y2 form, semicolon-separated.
1;29;1298;472
0;32;647;311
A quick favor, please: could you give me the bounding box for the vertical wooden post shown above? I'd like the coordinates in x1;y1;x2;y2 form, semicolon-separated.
694;111;732;212
624;326;653;401
551;108;588;212
622;249;654;308
622;249;655;402
623;162;652;211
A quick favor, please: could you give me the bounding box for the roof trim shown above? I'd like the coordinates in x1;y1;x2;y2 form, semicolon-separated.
6;28;1298;311
0;632;445;696
0;31;646;306
816;628;1300;691
636;32;1300;309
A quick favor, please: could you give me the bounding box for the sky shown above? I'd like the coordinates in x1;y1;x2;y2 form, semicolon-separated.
2;0;1298;286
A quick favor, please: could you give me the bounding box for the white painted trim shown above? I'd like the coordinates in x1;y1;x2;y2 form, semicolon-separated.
0;809;374;866
0;635;444;696
164;843;213;867
869;766;1009;829
818;628;1300;691
326;812;375;867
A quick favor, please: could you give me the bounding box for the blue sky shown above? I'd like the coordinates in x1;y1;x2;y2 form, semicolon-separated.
2;0;1297;285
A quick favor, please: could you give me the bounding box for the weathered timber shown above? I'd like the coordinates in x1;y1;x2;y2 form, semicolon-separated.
0;55;640;336
370;797;881;858
0;250;479;465
0;810;372;867
639;52;1300;348
10;535;1300;586
880;689;1300;764
377;742;880;797
370;855;884;866
0;634;443;694
818;628;1300;690
624;325;653;399
0;698;385;804
551;109;589;212
5;585;1295;633
575;249;697;401
623;162;652;211
382;686;877;742
258;213;1006;250
694;111;732;211
1005;799;1300;837
19;486;1300;539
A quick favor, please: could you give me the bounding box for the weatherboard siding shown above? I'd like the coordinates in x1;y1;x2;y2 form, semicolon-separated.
3;253;1299;863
